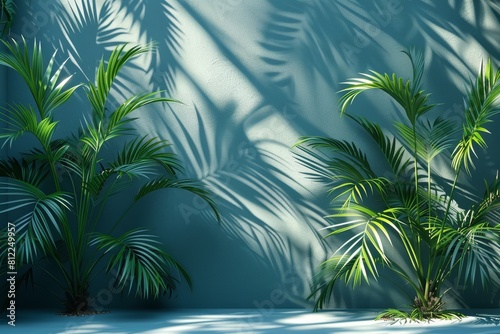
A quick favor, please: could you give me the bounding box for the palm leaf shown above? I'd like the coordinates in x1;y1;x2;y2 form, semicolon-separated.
323;204;403;286
91;229;191;298
83;168;114;200
84;135;182;201
443;223;500;288
396;117;457;164
105;93;179;140
0;157;48;187
348;115;412;179
110;136;182;177
0;0;15;35
402;47;425;95
291;145;333;183
0;180;71;262
326;160;388;207
440;175;500;287
294;136;375;178
339;50;436;125
0;37;81;118
135;178;220;222
78;116;105;153
85;43;154;120
0;104;59;148
308;255;358;311
295;136;389;207
452;58;500;174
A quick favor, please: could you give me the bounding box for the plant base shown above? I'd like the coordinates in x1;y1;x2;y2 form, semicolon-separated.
376;308;465;322
61;289;110;316
58;309;111;317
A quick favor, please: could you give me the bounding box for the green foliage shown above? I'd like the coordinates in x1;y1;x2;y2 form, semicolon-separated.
295;49;500;321
0;37;219;314
0;0;14;36
376;308;465;323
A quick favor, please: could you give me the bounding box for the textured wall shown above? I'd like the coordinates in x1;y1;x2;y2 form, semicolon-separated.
5;0;500;310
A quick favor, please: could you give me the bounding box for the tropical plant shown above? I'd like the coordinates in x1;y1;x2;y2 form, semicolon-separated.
0;37;219;315
0;0;14;36
294;49;500;321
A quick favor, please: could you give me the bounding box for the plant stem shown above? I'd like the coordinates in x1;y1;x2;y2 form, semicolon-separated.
411;122;425;285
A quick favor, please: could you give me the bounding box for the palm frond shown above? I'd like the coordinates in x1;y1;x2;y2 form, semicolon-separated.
348;115;412;179
463;174;500;226
308;255;358;311
91;229;191;299
326;161;389;207
110;136;182;177
442;175;500;287
396;117;457;164
0;157;48;186
419;117;458;161
80;134;181;202
452;58;500;174
105;93;179;140
323;204;403;286
402;47;425;95
28;139;70;165
78;116;105;153
291;145;333;183
295;135;389;207
0;37;81;118
443;223;500;288
0;0;15;35
339;51;435;125
294;136;375;178
0;180;71;262
0;104;58;148
83;169;114;199
85;43;154;120
135;178;220;222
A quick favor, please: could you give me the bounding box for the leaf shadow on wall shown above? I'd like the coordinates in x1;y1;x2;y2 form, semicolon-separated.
43;0;500;309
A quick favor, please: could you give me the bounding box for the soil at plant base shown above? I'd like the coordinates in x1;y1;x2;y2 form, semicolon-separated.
58;309;111;316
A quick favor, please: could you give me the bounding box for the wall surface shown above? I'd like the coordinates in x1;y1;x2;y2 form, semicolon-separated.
3;0;500;310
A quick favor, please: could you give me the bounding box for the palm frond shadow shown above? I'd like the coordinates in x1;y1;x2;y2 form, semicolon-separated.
410;1;499;63
177;1;303;117
31;0;500;309
54;0;128;80
180;103;328;239
121;71;333;303
260;0;395;89
114;0;182;94
53;0;183;103
150;93;394;306
258;0;500;141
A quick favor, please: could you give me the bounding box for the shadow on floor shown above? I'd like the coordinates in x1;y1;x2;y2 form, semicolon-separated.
2;309;500;334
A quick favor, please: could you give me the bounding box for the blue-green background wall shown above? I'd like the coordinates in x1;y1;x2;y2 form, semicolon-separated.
4;0;500;310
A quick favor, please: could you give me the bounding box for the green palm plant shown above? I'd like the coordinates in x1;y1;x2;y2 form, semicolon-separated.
294;49;500;321
0;0;14;36
0;37;219;314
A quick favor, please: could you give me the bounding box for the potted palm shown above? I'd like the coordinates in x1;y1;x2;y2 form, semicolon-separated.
294;49;500;321
0;37;219;315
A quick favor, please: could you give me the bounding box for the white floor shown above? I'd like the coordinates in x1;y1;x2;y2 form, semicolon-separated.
2;309;500;334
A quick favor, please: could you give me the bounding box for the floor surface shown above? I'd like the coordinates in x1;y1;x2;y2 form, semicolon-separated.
1;309;500;333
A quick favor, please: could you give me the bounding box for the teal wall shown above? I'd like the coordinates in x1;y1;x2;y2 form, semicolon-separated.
5;0;500;310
